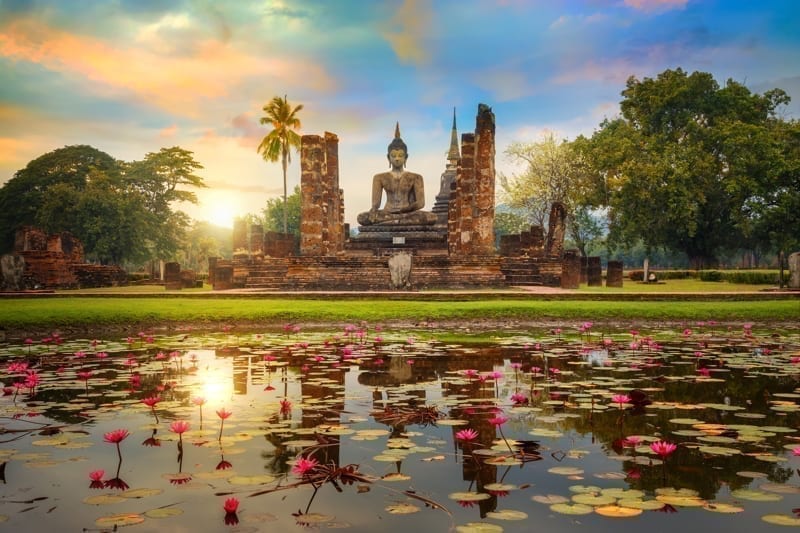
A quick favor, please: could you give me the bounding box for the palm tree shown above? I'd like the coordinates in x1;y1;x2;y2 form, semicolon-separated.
257;95;303;233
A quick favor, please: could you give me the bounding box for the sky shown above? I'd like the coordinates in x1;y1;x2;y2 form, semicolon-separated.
1;0;798;229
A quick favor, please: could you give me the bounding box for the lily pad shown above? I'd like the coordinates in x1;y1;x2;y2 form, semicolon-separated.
594;505;642;517
95;513;146;527
549;502;594;515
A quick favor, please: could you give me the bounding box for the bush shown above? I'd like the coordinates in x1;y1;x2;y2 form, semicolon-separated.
722;271;778;284
698;270;723;282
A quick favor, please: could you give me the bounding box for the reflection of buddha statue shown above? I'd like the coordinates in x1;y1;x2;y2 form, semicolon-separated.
357;124;437;227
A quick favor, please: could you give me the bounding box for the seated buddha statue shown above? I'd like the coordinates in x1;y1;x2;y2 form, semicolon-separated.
356;124;437;227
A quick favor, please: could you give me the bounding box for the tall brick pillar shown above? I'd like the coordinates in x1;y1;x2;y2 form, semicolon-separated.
472;104;495;255
448;133;475;256
300;135;324;256
300;133;345;256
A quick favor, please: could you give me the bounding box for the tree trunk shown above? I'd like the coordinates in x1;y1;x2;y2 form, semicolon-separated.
281;153;288;234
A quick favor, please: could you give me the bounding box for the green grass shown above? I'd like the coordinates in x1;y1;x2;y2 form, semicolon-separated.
1;296;797;333
576;278;776;293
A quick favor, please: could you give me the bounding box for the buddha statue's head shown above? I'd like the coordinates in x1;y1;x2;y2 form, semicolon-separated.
387;122;408;168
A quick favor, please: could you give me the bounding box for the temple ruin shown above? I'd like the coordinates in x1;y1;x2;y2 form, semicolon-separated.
212;104;566;290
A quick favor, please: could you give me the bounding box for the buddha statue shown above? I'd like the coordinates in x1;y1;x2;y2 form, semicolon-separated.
357;124;437;227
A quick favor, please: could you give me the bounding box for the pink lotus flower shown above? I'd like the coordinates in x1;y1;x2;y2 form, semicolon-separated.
792;447;800;456
223;497;239;513
142;396;160;408
510;392;528;405
292;456;319;477
623;436;642;447
170;420;190;435
650;440;677;459
611;394;631;407
89;469;104;481
216;408;232;420
488;416;508;427
455;428;479;442
279;399;292;415
103;429;130;444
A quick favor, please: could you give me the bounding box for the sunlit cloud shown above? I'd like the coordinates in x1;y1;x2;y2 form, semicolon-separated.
624;0;688;12
0;15;336;117
159;124;178;138
381;0;431;65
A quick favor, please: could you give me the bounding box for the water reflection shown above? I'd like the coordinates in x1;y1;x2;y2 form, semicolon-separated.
0;324;799;531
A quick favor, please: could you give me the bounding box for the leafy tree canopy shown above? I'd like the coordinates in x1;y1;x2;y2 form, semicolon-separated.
578;68;795;268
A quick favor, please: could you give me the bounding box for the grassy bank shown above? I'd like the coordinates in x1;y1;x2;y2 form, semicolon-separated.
1;296;797;335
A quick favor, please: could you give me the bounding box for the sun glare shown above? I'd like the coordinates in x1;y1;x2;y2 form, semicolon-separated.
207;205;234;228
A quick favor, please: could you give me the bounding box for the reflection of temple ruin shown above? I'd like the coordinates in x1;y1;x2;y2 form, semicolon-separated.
212;104;566;290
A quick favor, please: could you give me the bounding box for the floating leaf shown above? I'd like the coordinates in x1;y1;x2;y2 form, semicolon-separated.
549;502;593;515
730;489;782;502
594;505;642;517
485;509;528;520
449;492;491;501
548;466;584;476
120;488;162;499
763;514;800;526
532;494;568;505
145;507;184;518
703;502;744;514
385;503;420;514
572;493;616;506
617;499;665;510
455;522;504;532
94;513;146;527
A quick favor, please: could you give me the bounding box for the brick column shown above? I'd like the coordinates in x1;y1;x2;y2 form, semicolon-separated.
300;135;324;256
472;104;495;255
606;260;624;287
587;256;602;286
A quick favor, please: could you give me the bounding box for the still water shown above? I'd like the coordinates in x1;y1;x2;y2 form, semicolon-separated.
1;322;799;532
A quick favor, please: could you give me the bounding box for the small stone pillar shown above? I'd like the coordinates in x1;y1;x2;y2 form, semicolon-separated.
208;257;218;285
606;260;624;287
233;219;248;257
789;252;800;289
1;254;25;291
388;252;412;290
587;256;602;286
164;262;182;290
213;263;234;290
561;250;581;289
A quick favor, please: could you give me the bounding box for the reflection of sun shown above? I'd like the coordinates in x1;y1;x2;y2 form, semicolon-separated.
201;379;231;407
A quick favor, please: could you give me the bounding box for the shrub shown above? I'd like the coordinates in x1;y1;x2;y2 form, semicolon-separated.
722;271;778;285
698;270;723;282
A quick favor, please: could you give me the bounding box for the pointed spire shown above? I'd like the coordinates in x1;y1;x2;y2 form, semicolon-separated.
447;107;460;161
394;122;401;139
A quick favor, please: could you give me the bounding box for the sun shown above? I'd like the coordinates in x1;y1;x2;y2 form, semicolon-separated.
207;205;235;228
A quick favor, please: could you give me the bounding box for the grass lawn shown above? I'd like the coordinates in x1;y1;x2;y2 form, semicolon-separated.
0;281;796;336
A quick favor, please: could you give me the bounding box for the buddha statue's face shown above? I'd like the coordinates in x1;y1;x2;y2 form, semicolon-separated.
388;148;407;169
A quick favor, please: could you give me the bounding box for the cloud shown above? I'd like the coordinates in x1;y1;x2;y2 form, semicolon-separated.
623;0;688;13
159;124;178;138
381;0;432;65
0;14;336;117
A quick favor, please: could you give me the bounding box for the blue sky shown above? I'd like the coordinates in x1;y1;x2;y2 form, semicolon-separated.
1;0;798;228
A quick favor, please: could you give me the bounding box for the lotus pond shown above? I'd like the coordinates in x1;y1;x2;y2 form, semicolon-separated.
2;321;800;532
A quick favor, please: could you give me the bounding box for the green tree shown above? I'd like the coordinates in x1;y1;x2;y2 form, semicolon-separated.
126;147;207;262
580;68;792;268
261;185;301;237
257;95;303;233
499;133;595;253
0;145;119;252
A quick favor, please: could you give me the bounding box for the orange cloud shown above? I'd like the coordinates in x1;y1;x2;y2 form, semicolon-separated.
0;16;336;117
381;0;431;65
159;124;178;138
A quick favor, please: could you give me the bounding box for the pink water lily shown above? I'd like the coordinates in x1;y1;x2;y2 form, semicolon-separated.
292;456;319;477
455;428;479;442
650;440;677;459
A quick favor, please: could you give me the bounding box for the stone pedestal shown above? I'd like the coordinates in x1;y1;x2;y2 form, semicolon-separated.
1;254;25;291
388;252;412;289
789;252;800;289
561;250;581;289
213;264;234;290
587;256;602;286
606;261;623;287
164;262;182;290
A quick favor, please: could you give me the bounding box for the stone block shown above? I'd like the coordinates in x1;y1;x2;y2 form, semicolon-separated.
606;260;624;287
587;256;602;286
789;251;800;289
561;250;581;289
